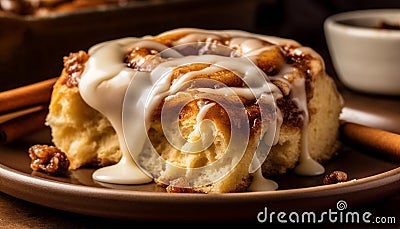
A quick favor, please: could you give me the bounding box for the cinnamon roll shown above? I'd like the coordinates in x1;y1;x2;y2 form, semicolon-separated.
45;28;343;193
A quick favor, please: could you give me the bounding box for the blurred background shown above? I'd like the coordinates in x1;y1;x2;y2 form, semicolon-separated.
1;0;400;90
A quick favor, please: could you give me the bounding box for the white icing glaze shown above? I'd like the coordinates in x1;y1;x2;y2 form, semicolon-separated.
181;102;216;153
247;168;278;192
290;77;325;176
78;28;326;191
79;38;153;184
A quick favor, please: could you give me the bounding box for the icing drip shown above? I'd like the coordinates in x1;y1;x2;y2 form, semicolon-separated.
271;64;325;176
247;168;278;192
291;77;325;176
79;39;154;184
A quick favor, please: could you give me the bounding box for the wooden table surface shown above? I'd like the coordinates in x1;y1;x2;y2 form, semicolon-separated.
0;84;399;228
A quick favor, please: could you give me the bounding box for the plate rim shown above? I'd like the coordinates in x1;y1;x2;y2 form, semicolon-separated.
0;162;399;221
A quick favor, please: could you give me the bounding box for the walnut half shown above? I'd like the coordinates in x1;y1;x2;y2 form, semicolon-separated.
323;170;348;185
28;144;70;176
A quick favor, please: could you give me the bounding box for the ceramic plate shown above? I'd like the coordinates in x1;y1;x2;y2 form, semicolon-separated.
0;127;399;222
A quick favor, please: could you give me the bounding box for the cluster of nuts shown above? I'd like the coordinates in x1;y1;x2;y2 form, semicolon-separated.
28;144;70;176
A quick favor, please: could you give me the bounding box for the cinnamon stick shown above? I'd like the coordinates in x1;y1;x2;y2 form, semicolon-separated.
0;107;49;144
0;77;57;114
340;122;400;162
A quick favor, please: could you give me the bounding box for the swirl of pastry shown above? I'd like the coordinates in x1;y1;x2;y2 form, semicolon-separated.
122;43;280;190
